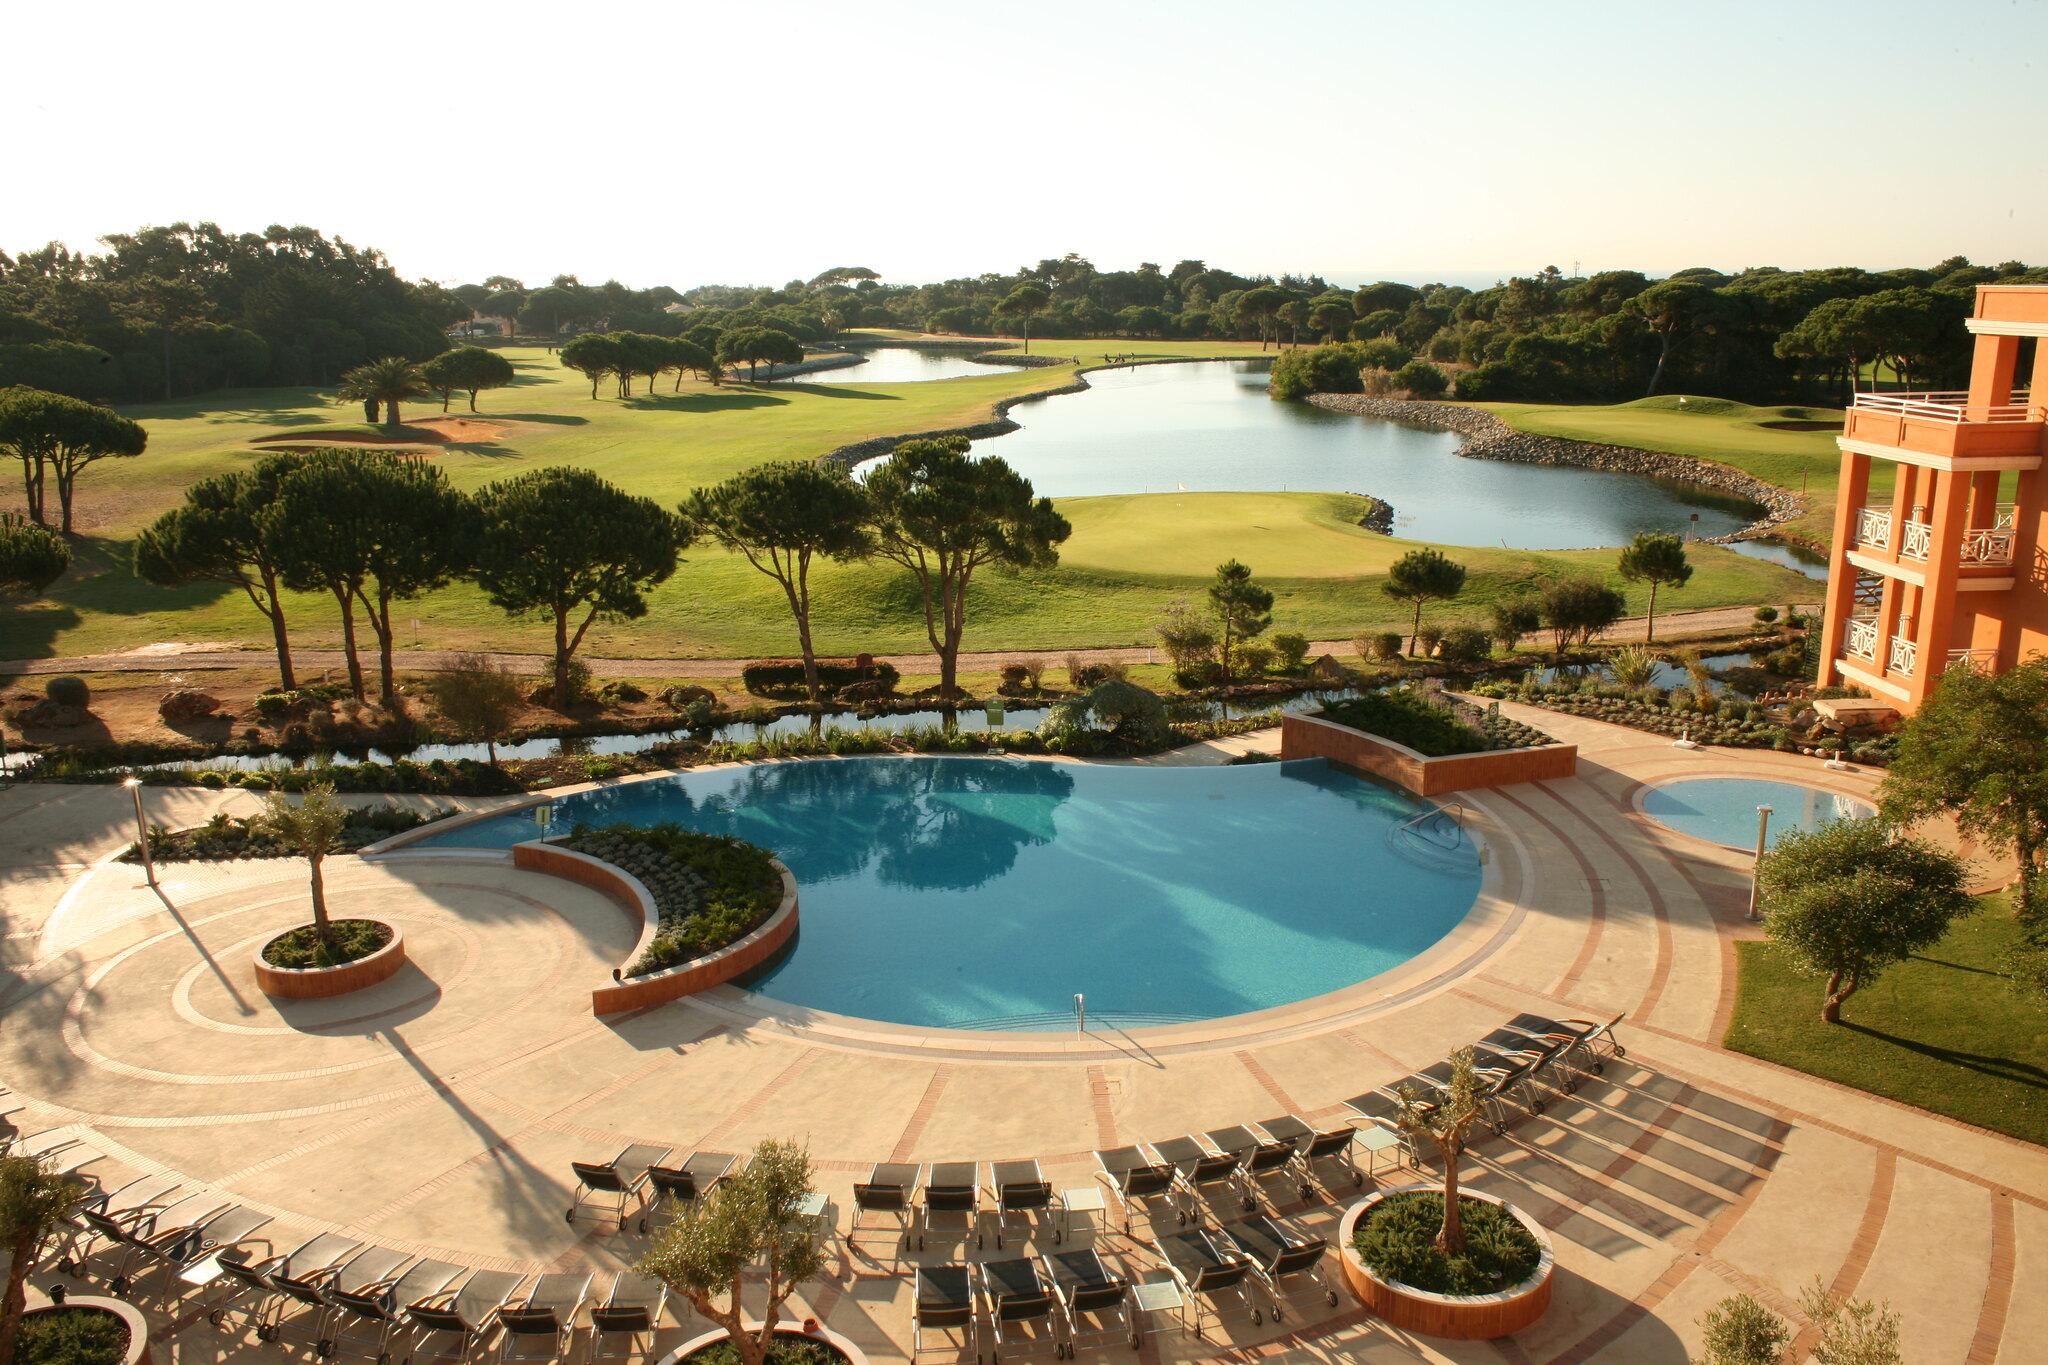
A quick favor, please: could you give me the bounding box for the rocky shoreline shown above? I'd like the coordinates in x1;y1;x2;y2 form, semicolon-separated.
1304;394;1807;543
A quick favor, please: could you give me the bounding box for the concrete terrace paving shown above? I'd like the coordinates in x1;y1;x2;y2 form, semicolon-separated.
1;708;2042;1363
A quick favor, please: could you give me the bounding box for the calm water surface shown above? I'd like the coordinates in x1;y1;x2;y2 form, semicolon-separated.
418;756;1481;1028
973;361;1762;550
805;346;1021;383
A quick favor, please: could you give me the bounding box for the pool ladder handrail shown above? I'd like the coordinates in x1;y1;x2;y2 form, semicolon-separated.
1397;799;1469;847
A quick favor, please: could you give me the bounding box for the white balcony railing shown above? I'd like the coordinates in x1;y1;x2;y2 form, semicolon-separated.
1843;617;1879;661
1947;647;1997;672
1852;390;2042;424
1888;634;1919;675
1899;519;1933;561
1854;506;1892;549
1994;503;2018;531
1960;528;2017;566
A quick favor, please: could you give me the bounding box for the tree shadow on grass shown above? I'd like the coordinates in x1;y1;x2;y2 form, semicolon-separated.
777;383;900;401
1907;952;2008;978
486;412;588;426
620;391;789;413
1839;1020;2048;1089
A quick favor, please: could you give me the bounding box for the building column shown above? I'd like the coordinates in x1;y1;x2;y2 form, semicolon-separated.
1819;449;1871;686
1965;334;2022;417
1911;467;1972;704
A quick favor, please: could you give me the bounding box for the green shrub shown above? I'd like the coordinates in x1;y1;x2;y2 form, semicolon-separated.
597;680;647;705
1696;1292;1790;1365
262;918;392;969
1068;661;1128;689
1754;606;1780;625
12;1306;130;1365
1039;680;1172;753
1353;1192;1542;1295
1437;627;1490;665
1269;632;1310;671
681;1335;847;1365
1233;641;1274;676
1414;626;1443;658
1319;690;1490;757
1390;358;1449;398
1268;342;1366;400
1369;632;1402;662
740;658;899;697
254;689;299;718
43;675;89;707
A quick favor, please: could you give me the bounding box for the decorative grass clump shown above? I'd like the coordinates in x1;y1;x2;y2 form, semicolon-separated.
564;823;782;976
262;918;393;969
12;1307;130;1365
1353;1192;1542;1296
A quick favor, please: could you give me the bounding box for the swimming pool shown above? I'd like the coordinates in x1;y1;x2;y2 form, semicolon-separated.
1639;777;1874;851
415;757;1483;1029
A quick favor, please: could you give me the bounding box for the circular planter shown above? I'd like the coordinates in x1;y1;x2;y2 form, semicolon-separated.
19;1290;153;1365
252;919;406;1000
659;1321;868;1365
1337;1185;1554;1339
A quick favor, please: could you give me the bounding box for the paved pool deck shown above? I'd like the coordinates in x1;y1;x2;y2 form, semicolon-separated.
1;706;2041;1363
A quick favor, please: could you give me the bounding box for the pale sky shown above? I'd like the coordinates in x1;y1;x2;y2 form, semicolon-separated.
7;0;2044;290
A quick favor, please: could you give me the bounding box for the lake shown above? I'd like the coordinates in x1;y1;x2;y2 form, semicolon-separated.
970;360;1768;551
805;345;1023;383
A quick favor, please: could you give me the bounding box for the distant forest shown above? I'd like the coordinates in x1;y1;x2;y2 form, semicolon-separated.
2;223;2041;407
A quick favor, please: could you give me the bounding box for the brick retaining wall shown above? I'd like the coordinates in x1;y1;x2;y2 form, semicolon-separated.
1281;713;1577;795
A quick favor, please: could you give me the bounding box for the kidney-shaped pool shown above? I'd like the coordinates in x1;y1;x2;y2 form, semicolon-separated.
414;757;1483;1030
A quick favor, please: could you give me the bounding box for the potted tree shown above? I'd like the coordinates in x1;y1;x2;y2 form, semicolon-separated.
641;1139;863;1365
1336;1049;1554;1338
3;1140;148;1365
250;782;406;998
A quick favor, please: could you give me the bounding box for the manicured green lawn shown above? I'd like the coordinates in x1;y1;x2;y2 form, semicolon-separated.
1481;395;1863;546
1724;898;2048;1146
0;346;1812;663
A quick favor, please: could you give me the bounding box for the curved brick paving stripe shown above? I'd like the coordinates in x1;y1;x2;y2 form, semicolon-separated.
0;707;2039;1363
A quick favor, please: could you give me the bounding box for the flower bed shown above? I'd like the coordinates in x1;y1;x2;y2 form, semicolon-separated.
12;1304;133;1365
562;824;783;977
261;918;392;969
1319;690;1553;757
1337;1187;1554;1338
124;806;455;864
1353;1191;1541;1294
665;1324;863;1365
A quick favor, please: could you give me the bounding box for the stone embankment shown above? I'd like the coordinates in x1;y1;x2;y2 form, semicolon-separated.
1305;395;1806;542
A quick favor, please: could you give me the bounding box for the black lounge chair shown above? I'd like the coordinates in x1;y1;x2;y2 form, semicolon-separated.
326;1254;462;1363
1205;1125;1298;1208
641;1149;741;1234
85;1194;270;1298
1092;1146;1178;1237
913;1263;979;1363
1476;1025;1579;1099
1150;1134;1250;1223
1472;1038;1558;1119
1254;1116;1364;1200
568;1142;673;1228
55;1172;185;1276
403;1268;529;1364
921;1161;982;1251
1154;1228;1258;1338
497;1271;592;1362
987;1160;1059;1249
1504;1011;1625;1074
1217;1214;1335;1322
977;1256;1062;1361
1043;1248;1134;1354
852;1162;919;1253
589;1271;668;1362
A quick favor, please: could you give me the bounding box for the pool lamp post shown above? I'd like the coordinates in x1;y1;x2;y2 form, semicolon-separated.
1746;804;1773;921
122;775;157;888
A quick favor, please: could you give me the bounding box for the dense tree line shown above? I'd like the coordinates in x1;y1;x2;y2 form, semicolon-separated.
0;223;463;404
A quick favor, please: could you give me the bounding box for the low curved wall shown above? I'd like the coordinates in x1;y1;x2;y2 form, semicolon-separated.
511;840;799;1017
1337;1187;1554;1338
22;1290;154;1365
1282;713;1577;796
252;924;407;999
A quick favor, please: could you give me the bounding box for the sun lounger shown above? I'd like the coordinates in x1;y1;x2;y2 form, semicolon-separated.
852;1162;919;1253
640;1149;741;1234
1254;1115;1365;1199
327;1254;463;1363
404;1268;529;1364
913;1263;978;1363
987;1159;1059;1249
86;1193;269;1298
1150;1134;1250;1225
589;1271;668;1362
921;1161;982;1251
1092;1146;1179;1237
1504;1011;1625;1073
977;1256;1062;1359
1206;1125;1298;1209
1476;1025;1579;1099
56;1172;185;1275
1218;1214;1335;1321
1154;1227;1259;1337
1043;1248;1134;1354
497;1271;592;1362
255;1232;370;1356
568;1142;673;1229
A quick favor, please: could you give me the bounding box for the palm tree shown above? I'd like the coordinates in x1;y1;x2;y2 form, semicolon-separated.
337;356;431;429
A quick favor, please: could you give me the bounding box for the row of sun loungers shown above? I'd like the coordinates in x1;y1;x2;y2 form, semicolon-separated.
566;1142;741;1234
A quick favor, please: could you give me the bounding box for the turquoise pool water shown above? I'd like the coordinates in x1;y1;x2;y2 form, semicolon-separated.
415;757;1482;1029
1640;777;1874;850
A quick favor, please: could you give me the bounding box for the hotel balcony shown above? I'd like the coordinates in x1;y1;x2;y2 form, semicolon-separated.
1840;390;2045;468
1848;503;2017;568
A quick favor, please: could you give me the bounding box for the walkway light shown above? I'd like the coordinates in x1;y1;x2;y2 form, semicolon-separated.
1746;804;1773;921
122;775;156;888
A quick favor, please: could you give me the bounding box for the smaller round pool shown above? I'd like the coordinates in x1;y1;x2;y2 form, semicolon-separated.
1640;777;1875;851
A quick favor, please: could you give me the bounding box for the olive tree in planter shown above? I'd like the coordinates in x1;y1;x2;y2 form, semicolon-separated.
257;782;350;953
2;1140;86;1365
637;1139;824;1365
1390;1047;1487;1255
